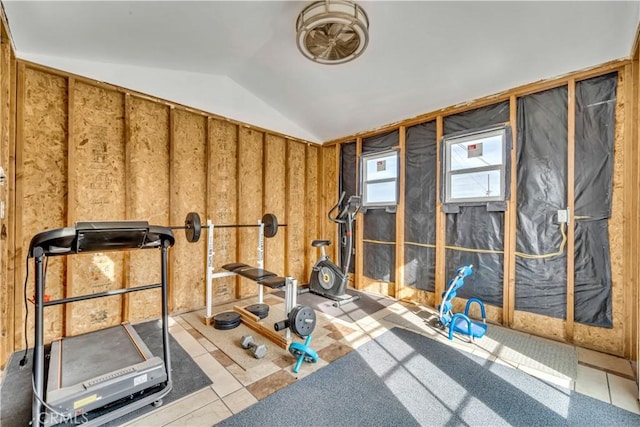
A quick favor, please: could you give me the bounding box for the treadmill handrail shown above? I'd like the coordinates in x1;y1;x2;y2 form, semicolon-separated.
42;283;163;307
28;222;175;257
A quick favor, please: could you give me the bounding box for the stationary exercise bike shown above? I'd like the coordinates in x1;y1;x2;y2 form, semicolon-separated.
308;192;361;307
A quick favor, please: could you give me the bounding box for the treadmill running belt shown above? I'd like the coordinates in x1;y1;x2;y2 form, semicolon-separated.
58;325;145;388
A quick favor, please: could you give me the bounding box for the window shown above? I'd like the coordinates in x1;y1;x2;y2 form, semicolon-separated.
444;126;508;205
360;149;399;208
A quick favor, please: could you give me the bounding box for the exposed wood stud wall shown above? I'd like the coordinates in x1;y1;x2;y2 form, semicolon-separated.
434;116;445;306
208;119;239;303
263;134;286;280
394;127;406;300
354;137;363;290
330;60;634;359
505;95;518;328
2;60;321;366
566;79;576;342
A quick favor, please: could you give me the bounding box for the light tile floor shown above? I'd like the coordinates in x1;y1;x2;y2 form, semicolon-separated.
119;290;640;426
2;290;637;426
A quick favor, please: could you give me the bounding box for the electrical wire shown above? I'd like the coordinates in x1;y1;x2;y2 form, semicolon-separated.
19;255;29;367
370;223;567;260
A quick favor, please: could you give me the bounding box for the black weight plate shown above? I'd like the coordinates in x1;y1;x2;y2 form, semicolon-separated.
245;303;269;319
185;212;201;242
262;213;278;238
214;319;241;330
213;311;240;326
290;305;316;337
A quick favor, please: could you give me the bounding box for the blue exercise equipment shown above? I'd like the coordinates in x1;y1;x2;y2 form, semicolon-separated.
289;335;318;373
436;264;488;341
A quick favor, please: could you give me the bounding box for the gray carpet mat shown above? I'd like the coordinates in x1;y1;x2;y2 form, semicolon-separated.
1;320;211;426
218;327;640;427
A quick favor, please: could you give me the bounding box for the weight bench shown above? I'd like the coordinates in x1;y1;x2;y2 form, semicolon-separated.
222;263;279;283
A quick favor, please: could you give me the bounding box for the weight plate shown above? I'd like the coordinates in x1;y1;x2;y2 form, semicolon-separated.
213;311;240;327
185;212;201;243
318;266;335;291
245;303;269;319
214;319;241;330
262;213;278;238
289;305;316;337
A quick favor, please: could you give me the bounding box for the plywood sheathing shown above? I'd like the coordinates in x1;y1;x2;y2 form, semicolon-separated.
319;145;338;256
19;68;67;343
125;96;170;321
305;145;319;279
170;109;207;312
285;140;306;281
237;127;263;298
208;119;238;304
512;311;567;342
263;134;286;279
68;82;125;336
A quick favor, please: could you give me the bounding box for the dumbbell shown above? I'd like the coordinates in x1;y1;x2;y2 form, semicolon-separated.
240;335;267;359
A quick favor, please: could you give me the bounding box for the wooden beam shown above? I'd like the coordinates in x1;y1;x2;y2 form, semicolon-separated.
394;126;406;299
434;116;445;305
168;107;176;312
64;77;77;334
566;79;576;342
622;64;638;359
122;93;132;322
355;137;363;289
13;61;24;350
504;95;518;327
234;305;291;349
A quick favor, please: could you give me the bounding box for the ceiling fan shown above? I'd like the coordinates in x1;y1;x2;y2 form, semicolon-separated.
296;0;369;65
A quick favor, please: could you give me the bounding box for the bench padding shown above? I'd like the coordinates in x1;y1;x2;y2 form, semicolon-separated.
222;262;250;272
259;276;286;289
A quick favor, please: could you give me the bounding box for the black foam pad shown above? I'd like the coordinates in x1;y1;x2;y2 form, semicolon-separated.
236;268;277;281
259;276;286;289
222;262;250;272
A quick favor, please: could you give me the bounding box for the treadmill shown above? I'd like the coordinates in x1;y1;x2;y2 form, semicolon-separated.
29;221;175;426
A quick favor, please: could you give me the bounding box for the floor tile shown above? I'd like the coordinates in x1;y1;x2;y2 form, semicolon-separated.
164;399;232;426
574;364;609;402
169;326;208;358
245;369;297;400
577;347;634;378
124;387;218;426
608;374;640;414
223;387;259;414
316;342;354;363
193;353;243;397
210;348;235;367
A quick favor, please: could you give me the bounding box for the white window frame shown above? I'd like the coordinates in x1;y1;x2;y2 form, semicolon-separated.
360;149;399;208
443;126;508;205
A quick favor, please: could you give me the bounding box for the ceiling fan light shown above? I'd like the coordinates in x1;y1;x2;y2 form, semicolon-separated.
296;0;369;65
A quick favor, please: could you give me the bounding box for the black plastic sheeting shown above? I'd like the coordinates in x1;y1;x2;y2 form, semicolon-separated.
443;102;509;306
515;86;568;318
340;142;357;272
404;121;437;292
363;131;398;282
573;73;617;327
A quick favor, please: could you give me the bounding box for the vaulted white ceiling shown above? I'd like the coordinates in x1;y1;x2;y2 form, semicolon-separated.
3;1;639;143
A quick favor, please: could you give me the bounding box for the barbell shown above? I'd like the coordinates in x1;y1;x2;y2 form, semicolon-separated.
171;212;286;243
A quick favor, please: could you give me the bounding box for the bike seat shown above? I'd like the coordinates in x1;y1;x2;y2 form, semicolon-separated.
312;240;331;247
